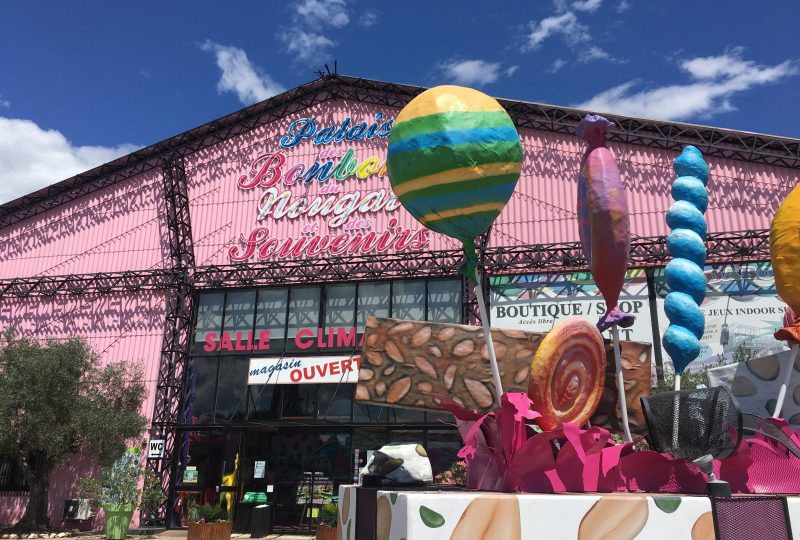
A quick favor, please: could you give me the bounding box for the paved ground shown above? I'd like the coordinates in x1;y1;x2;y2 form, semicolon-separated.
157;531;313;540
1;532;314;540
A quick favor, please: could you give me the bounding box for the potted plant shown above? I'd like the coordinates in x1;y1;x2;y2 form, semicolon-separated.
187;504;231;540
316;501;338;540
80;450;143;540
139;469;166;528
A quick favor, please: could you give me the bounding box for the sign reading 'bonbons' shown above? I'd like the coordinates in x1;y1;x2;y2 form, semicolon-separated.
248;355;361;385
228;113;432;262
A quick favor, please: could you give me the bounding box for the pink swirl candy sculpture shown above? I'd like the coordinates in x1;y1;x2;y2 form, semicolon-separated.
576;115;634;331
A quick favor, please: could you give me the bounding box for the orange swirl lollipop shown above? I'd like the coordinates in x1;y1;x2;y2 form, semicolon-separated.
528;318;606;431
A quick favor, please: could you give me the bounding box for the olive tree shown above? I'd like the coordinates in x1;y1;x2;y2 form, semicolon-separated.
0;331;147;528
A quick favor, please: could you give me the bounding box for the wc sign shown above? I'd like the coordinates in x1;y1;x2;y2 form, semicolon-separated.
148;439;165;459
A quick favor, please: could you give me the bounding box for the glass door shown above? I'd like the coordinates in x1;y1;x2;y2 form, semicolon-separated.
173;429;240;527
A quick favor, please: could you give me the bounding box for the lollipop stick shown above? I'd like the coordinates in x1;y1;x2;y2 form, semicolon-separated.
475;277;504;399
672;372;681;449
610;324;633;443
773;343;799;419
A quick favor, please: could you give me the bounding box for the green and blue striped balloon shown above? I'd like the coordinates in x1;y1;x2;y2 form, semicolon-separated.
387;85;523;280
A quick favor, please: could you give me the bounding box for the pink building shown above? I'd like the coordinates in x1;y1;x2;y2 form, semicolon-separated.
0;75;797;532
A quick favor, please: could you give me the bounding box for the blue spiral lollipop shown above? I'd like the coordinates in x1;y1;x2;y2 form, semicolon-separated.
662;146;709;375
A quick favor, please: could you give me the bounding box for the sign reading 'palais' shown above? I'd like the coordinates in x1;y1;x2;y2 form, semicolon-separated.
228;113;430;263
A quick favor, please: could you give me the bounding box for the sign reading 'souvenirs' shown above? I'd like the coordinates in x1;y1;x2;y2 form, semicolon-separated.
228;113;433;262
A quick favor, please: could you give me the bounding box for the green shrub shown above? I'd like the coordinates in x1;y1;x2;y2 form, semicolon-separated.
190;503;228;524
318;501;338;527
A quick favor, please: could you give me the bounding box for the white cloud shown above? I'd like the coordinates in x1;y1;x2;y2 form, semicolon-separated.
0;95;9;108
437;59;516;87
295;0;349;28
0;117;139;204
572;0;602;12
576;49;799;120
279;31;336;66
200;40;285;105
552;0;569;12
522;6;621;65
616;0;630;13
524;12;589;51
359;10;378;27
549;58;567;73
578;45;624;64
282;0;352;65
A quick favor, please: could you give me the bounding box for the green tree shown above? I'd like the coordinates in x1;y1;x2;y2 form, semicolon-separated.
0;331;147;529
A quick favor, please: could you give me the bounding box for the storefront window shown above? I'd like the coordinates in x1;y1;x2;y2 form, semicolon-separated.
387;407;425;423
317;384;352;422
426;430;463;476
214;356;249;423
324;284;357;330
392;280;425;320
255;288;289;353
313;433;351;484
426;410;454;424
281;384;318;419
357;282;390;331
247;385;279;421
428;279;462;323
193;293;225;353
223;291;256;341
287;286;321;353
352;401;386;423
184;357;218;425
388;429;424;445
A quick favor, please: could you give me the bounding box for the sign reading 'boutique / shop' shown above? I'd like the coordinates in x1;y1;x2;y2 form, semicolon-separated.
248;355;361;385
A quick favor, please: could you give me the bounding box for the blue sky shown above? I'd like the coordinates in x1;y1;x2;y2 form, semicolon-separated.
1;0;798;203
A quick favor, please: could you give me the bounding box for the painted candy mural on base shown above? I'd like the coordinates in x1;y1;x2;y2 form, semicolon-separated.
338;486;800;540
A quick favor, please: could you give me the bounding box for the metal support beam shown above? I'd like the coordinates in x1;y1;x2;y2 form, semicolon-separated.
143;157;196;526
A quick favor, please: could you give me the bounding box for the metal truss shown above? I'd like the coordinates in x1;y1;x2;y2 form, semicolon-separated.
190;230;770;290
142;157;197;526
0;230;769;300
2;75;797;229
0;268;177;298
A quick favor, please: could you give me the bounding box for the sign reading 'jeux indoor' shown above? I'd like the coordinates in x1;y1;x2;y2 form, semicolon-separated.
227;113;432;262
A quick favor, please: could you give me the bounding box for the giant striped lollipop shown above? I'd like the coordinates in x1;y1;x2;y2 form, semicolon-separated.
387;85;523;400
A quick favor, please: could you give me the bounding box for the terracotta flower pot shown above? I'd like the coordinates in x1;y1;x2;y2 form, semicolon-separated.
316;525;338;540
187;521;233;540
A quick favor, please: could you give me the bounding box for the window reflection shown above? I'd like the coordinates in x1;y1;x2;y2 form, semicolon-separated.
215;356;249;423
324;284;356;329
392;280;425;320
255;288;289;353
193;293;225;352
247;385;278;421
318;384;353;422
223;291;256;336
287;287;321;353
184;357;217;424
428;279;462;323
357;282;390;331
281;385;318;418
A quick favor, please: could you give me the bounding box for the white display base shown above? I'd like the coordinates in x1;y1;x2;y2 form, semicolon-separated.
337;485;800;540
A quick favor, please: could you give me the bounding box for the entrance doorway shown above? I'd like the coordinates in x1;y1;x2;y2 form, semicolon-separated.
172;429;240;527
237;429;351;533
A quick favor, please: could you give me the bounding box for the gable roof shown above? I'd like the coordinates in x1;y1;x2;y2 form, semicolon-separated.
2;73;798;229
